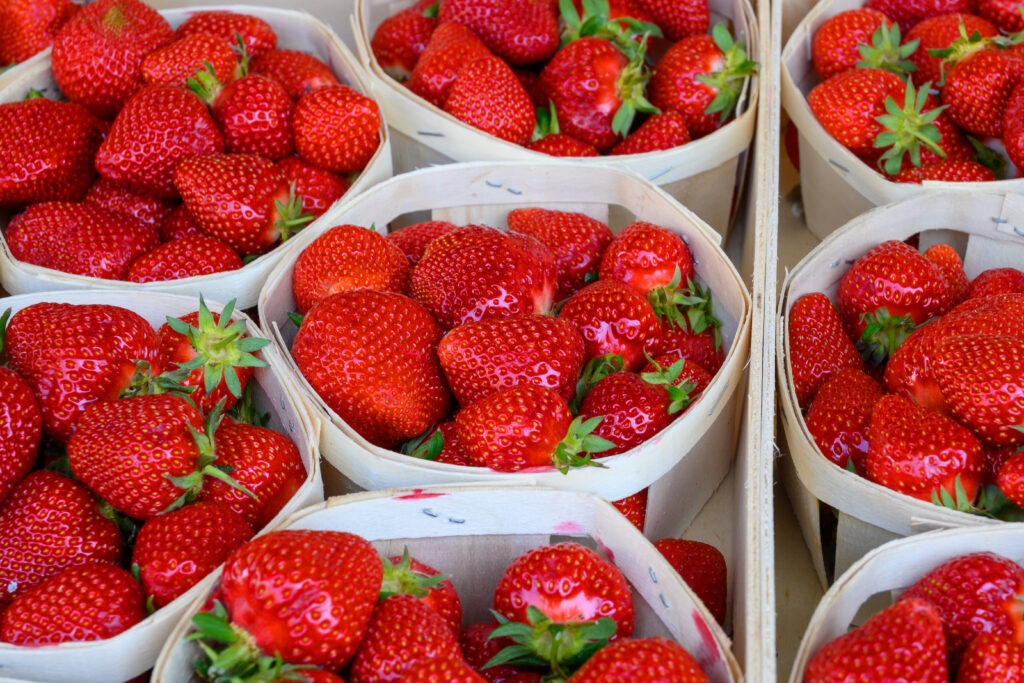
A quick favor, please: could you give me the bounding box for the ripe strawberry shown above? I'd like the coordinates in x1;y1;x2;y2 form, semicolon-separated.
0;368;40;504
811;9;893;81
659;312;725;376
924;242;969;305
1003;80;1024;169
527;133;602;156
410;224;556;330
866;0;973;32
404;420;474;466
292;290;451;448
460;621;543;682
805;598;948;681
787;292;863;410
126;235;243;282
371;0;439;80
50;0;174;119
161;204;206;241
956;633;1024;682
0;562;144;645
174;11;277;59
900;552;1024;667
567;637;708;681
438;0;559;65
983;444;1018;486
94;84;224;199
866;394;984;502
979;0;1024;31
142;32;239;88
894;158;998;183
292;224;411;314
197;74;295;160
5;302;160;441
599;221;694;296
559;279;663;372
611;488;648;531
968;267;1024;299
0;96;103;207
654;539;726;626
997;451;1024;507
84;177;176;230
807;68;907;161
0;471;121;605
406;22;492;108
132;501;251;608
634;0;708;41
0;0;78;65
942;47;1024;137
386;220;460;265
249;49;339;100
401;658;487;683
805;367;884;475
444;55;536;144
175;153;312;255
275;156;349;217
610;110;692;154
293;84;382;173
905;13;999;88
381;550;462;635
437;314;585;406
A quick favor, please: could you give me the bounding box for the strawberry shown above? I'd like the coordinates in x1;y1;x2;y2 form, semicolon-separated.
807;68;906;160
438;0;559;65
406;22;492;108
161;204;207;241
197;73;295;160
371;0;439;80
904;13;999;89
786;292;863;410
811;9;896;81
567;637;708;681
659;313;725;376
292;290;451;448
0;368;40;504
351;593;463;683
131;501;252;608
1003;80;1024;169
653;539;726;626
527;133;602;156
942;47;1024;137
444;55;536;144
506;208;613;300
984;444;1018;486
805;598;948;681
94;84;224;199
0;96;103;207
610;110;692;154
900;552;1024;667
559;279;663;372
174;153;312;255
142;32;239;88
84;177;176;230
249;49;339;100
979;0;1024;31
293;84;382;173
401;658;487;682
0;471;122;605
924;242;969;305
866;0;973;32
174;11;277;60
437;314;585;406
460;621;543;682
126;235;243;282
866;394;984;502
997;452;1024;507
292;224;411;314
956;633;1024;682
275;156;349;218
634;0;708;41
0;562;144;645
5;302;160;441
0;0;78;65
456;384;615;471
894;158;998;182
193;530;382;672
611;488;648;531
404;420;473;466
648;25;756;138
386;220;460;265
968;267;1024;299
381;550;462;635
50;0;174;119
599;221;693;296
410;224;556;330
804;367;884;475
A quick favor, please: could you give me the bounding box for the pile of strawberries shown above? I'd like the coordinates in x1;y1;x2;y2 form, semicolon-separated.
0;297;307;646
789;237;1024;518
0;0;381;283
803;0;1024;183
370;0;755;156
184;530;725;682
805;551;1024;680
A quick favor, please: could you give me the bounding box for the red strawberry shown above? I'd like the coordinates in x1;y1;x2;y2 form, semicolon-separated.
807;68;906;160
526;133;602;156
811;8;893;81
968;268;1024;299
979;0;1024;31
0;0;78;65
401;658;487;682
95;84;224;199
131;501;252;608
437;314;585;406
84;177;176;230
50;0;174;119
659;313;725;376
866;394;984;502
292;224;411;314
386;220;460;265
900;552;1024;667
293;84;382;173
805;598;948;681
174;153;312;255
438;0;558;65
1003;80;1024;169
786;292;863;410
634;0;708;41
956;633;1024;682
611;488;648;531
506;208;613;300
610;110;692;154
444;55;535;144
275;156;349;218
249;49;339;100
924;242;969;305
559;279;663;372
141;32;239;88
0;562;144;645
292;290;452;448
894;158;998;182
984;444;1018;486
905;13;999;89
866;0;973;32
653;539;726;626
460;621;543;682
599;221;694;296
997;451;1024;507
161;204;206;241
0;471;122;605
199;74;295;160
174;11;277;59
942;47;1024;137
0;96;103;207
410;224;556;330
404;420;474;466
567;637;708;681
0;368;40;504
804;367;884;475
371;0;439;80
381;550;462;636
126;235;243;282
643;354;712;395
407;22;492;108
351;593;463;683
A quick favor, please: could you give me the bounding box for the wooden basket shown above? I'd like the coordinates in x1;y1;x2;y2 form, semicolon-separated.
0;5;393;310
152;486;743;683
780;0;1024;239
257;160;751;542
0;289;324;683
777;191;1024;587
352;0;758;237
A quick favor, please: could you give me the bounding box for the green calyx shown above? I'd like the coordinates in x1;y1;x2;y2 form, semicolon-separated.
969;135;1009;179
640;354;699;415
188;61;226;107
0;307;10;364
856;307;915;365
24;89;44;101
559;0;662;57
401;428;445;461
231;34;251;77
551;415;616;473
274;182;315;242
379;547;449;600
569;354;625;414
856;20;918;76
874;79;947;176
533;101;561;143
696;24;758;123
929;21;995;86
648;267;723;350
422;2;439;18
931;474;978;514
612;37;660;137
227;381;271;427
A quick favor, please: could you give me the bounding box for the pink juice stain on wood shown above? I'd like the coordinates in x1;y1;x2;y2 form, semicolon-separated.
553;520;585;534
693;609;723;670
392;489;449;500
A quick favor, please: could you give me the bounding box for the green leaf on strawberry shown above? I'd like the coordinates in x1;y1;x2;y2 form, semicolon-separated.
570;354;625;414
874;79;948;176
856;306;916;365
551;415;615;473
856;21;919;76
696;24;758;123
485;606;617;679
401;428;445;461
